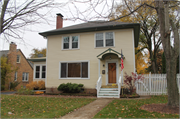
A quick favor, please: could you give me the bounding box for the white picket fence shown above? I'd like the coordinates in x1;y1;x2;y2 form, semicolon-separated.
136;73;180;95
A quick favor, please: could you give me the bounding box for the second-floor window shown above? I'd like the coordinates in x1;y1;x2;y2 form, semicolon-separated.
63;36;79;49
17;55;20;63
35;65;46;79
95;32;114;47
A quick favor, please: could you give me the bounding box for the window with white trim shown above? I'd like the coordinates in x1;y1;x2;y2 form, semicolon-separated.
63;36;79;49
14;72;17;81
95;32;114;47
22;72;29;81
35;65;46;79
60;61;89;78
17;55;20;63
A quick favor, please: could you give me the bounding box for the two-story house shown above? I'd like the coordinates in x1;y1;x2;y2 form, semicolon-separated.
0;42;33;90
39;13;140;98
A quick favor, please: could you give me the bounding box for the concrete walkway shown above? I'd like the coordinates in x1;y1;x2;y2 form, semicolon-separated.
60;98;113;119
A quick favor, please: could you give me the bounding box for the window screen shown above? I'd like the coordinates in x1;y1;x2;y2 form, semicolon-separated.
82;62;88;78
61;63;67;78
96;33;103;47
63;37;69;49
42;66;46;78
105;32;113;46
72;36;78;48
35;66;40;78
17;55;20;63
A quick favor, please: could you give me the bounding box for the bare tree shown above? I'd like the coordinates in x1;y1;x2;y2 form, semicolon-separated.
0;0;66;41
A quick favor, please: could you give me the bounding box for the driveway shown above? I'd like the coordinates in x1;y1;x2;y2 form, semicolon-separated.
1;91;16;95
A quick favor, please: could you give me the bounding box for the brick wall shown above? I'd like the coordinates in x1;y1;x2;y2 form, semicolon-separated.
5;43;33;90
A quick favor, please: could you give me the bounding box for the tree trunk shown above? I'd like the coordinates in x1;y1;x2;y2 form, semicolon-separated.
152;60;157;73
156;1;179;107
166;56;179;106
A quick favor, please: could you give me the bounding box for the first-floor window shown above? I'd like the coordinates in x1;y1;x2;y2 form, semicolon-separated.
14;72;17;81
42;66;46;78
22;72;29;81
35;65;46;79
60;61;89;78
35;66;40;78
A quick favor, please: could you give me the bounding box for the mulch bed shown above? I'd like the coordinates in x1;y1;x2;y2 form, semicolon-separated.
15;93;97;98
120;94;140;98
140;103;179;114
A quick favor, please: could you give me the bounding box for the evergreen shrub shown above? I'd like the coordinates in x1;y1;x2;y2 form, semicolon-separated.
57;83;84;93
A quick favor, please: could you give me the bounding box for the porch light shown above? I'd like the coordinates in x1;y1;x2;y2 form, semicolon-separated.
109;56;111;60
103;64;105;67
119;64;121;67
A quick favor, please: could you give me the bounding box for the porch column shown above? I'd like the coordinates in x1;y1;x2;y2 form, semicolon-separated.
98;59;100;77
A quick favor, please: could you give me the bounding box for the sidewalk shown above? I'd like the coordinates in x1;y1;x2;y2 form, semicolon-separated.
60;98;113;119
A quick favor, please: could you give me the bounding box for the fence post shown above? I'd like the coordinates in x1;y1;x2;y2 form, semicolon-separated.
149;72;151;95
178;74;180;93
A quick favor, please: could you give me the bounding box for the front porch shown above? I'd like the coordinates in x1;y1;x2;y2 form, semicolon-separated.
96;48;125;98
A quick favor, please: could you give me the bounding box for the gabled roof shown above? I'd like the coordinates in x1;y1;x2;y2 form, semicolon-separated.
0;50;9;57
0;49;33;69
39;21;140;47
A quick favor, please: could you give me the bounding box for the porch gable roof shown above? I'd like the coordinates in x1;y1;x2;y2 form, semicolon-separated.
97;48;125;60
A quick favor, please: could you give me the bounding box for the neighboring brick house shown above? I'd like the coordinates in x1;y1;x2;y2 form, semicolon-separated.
0;42;33;90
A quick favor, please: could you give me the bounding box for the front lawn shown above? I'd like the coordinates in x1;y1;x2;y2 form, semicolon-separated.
94;95;179;118
1;95;95;118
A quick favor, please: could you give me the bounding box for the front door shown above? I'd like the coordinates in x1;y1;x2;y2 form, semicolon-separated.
108;63;116;83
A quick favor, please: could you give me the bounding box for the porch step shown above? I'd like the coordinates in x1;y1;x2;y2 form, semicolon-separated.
99;90;118;93
97;88;119;98
100;88;118;91
101;85;118;88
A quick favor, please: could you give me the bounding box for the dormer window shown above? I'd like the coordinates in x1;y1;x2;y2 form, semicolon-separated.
17;55;20;63
95;32;114;47
63;36;79;50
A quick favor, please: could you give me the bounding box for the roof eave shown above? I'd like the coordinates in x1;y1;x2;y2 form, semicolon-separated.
39;23;140;47
28;59;46;62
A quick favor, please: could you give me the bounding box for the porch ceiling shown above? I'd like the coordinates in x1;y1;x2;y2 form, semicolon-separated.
97;48;125;60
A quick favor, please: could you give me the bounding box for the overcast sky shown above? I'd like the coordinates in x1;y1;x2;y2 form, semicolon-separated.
0;13;82;58
0;0;118;58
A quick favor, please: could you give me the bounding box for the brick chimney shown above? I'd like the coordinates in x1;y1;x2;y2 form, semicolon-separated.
56;13;64;29
10;42;17;52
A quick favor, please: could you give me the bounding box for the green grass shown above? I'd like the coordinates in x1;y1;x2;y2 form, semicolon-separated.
94;95;179;118
1;94;95;118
